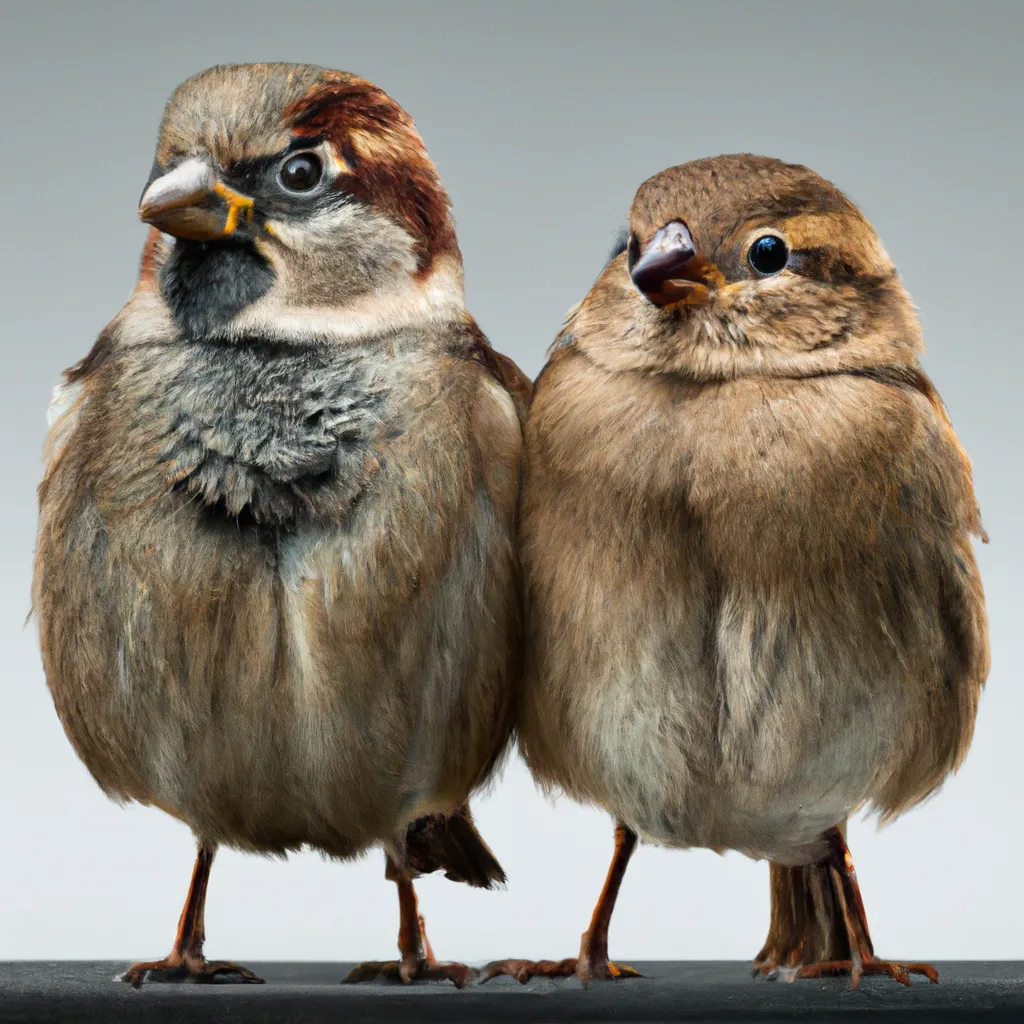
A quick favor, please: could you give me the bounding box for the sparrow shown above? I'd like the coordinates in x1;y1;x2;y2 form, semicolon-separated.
33;62;530;988
486;154;988;988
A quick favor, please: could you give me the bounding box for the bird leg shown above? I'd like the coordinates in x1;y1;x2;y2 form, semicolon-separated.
342;856;473;988
754;825;938;988
120;843;263;986
483;822;641;985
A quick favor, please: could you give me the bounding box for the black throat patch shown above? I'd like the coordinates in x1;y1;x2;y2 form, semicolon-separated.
154;337;389;528
159;240;275;336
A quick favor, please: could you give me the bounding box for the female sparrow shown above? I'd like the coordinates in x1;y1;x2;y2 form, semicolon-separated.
487;154;988;988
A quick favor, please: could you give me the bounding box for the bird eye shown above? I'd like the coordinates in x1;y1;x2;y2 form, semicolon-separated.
279;153;323;192
748;234;789;276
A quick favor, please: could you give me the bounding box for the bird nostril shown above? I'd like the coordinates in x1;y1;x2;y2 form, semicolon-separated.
649;221;695;255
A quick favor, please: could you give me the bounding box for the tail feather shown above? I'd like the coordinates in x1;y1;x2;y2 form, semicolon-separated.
757;858;853;967
403;806;506;889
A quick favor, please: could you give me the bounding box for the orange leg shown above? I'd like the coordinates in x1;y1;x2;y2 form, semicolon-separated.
342;856;473;988
121;843;263;987
484;822;641;986
755;826;938;989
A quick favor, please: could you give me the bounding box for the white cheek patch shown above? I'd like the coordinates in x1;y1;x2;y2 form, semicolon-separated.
263;202;366;248
222;262;467;346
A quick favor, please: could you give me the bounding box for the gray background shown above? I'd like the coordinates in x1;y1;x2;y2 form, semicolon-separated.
1;0;1020;963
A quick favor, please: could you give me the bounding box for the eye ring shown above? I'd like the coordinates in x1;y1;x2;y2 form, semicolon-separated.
747;234;789;276
279;152;324;192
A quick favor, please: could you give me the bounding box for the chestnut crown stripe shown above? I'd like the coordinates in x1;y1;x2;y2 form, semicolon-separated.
286;80;458;273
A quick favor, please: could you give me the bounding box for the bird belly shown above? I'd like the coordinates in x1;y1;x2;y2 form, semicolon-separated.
521;370;982;864
38;493;515;859
526;578;937;866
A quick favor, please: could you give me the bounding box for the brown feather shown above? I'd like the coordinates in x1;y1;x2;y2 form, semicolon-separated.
517;154;989;864
286;76;458;273
404;806;506;889
34;64;527;871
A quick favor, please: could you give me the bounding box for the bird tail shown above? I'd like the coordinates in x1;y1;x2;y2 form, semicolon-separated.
756;826;870;971
402;806;506;889
756;858;853;967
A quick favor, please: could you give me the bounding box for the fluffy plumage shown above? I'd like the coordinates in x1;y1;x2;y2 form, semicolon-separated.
34;63;529;987
487;154;988;988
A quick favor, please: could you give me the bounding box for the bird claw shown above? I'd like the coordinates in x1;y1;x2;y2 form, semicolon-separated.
342;958;474;988
481;956;641;986
756;954;938;989
481;958;576;984
120;956;264;987
753;951;800;980
752;962;793;982
584;958;642;983
792;958;938;988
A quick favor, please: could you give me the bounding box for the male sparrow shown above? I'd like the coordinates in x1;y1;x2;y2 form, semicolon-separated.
34;63;529;987
487;155;988;987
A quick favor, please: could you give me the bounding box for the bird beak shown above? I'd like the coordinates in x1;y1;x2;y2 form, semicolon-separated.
139;158;255;241
629;221;715;306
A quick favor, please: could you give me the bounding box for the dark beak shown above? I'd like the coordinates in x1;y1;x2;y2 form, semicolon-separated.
139;157;254;241
629;221;711;306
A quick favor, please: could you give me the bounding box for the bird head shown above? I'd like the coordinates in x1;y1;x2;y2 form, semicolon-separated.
136;63;464;340
567;155;923;380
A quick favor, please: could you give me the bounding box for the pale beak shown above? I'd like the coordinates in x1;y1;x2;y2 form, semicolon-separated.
139;157;254;241
629;220;715;306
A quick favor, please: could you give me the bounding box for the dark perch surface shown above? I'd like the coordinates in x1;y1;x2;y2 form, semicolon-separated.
1;961;1021;1023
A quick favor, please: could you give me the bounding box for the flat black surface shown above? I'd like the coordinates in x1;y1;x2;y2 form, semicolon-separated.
1;961;1022;1023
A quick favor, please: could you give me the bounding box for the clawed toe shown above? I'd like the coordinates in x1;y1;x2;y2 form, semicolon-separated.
482;956;641;985
121;957;264;987
794;958;939;988
755;831;941;992
342;958;474;988
580;957;642;984
752;948;805;980
482;958;578;984
606;961;641;979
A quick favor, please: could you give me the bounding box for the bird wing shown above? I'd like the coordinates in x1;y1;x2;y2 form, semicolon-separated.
463;321;533;426
867;366;990;819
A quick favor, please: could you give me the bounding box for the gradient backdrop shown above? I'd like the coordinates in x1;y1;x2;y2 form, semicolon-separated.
1;0;1021;963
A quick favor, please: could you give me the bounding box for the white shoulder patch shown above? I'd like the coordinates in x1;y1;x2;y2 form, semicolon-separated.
46;380;84;427
482;374;518;423
43;379;86;465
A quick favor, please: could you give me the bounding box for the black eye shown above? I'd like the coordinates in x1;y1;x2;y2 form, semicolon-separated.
748;234;789;276
280;153;323;192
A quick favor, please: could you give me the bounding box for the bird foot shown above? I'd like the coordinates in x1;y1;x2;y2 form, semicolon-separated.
482;955;641;986
755;949;938;989
753;941;807;978
342;957;474;989
120;954;264;987
755;831;939;990
788;958;939;988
